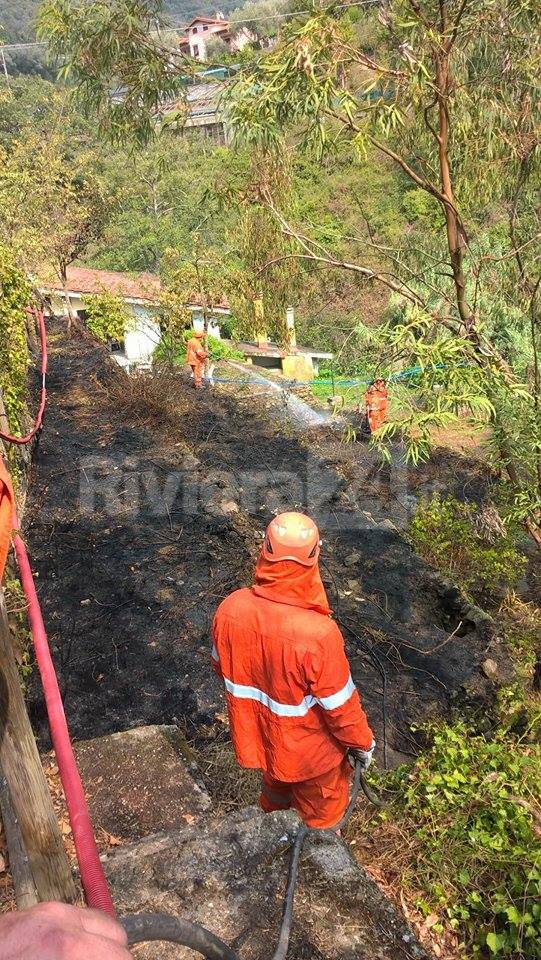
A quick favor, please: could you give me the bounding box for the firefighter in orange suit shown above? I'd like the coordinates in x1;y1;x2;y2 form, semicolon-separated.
364;377;388;434
186;330;208;388
211;512;375;829
0;458;14;581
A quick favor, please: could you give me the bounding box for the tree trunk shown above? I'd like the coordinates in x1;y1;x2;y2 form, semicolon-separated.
60;263;76;334
435;52;474;332
0;586;76;904
0;773;38;909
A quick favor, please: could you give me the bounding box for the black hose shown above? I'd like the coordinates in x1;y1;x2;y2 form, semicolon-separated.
359;771;386;808
271;759;382;960
270;824;309;960
120;764;383;960
121;913;239;960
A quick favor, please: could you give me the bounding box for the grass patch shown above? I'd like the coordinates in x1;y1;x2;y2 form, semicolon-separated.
103;366;191;440
192;737;260;814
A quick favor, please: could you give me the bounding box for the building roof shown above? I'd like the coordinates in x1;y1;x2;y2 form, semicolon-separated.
40;266;230;311
48;266;163;303
185;16;229;28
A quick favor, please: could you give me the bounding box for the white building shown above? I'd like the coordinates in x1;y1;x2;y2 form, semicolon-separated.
39;266;227;372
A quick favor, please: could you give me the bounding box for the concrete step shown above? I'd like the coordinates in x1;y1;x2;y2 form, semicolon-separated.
103;807;431;960
73;725;210;843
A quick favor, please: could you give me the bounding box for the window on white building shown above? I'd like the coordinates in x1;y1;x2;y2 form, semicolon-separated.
193;44;199;57
203;24;208;30
193;26;198;33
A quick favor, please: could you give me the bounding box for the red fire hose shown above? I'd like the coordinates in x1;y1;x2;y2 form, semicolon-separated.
1;305;115;915
11;521;116;916
0;308;47;445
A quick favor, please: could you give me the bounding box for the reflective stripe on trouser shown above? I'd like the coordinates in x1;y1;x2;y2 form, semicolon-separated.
260;758;352;829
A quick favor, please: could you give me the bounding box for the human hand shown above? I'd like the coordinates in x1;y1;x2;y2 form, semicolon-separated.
348;740;376;772
0;902;131;960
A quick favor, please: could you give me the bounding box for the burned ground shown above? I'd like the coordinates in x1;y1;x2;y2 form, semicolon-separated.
26;322;499;770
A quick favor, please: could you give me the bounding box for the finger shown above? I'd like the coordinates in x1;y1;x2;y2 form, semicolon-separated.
77;908;129;947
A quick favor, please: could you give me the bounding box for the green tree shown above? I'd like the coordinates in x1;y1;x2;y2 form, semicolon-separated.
0;130;111;321
0;245;31;452
227;1;541;542
38;0;189;144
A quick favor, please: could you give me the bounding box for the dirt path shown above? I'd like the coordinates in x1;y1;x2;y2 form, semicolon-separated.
26;323;496;768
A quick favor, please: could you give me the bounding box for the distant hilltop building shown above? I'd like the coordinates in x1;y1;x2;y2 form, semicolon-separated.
179;11;255;61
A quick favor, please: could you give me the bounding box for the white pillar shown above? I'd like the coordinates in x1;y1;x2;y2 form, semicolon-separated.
286;306;297;349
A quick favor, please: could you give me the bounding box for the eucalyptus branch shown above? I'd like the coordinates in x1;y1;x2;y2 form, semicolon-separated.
342;231;458;308
447;0;472;51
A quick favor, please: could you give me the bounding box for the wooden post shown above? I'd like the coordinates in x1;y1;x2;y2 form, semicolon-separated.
0;585;76;904
0;773;38;909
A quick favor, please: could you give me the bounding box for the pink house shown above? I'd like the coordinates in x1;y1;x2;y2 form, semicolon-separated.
184;12;254;61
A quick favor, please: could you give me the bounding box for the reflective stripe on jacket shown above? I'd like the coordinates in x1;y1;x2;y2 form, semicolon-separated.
186;337;207;366
365;385;388;413
212;587;374;782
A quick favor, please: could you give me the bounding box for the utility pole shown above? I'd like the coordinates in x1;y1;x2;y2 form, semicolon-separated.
0;47;11;89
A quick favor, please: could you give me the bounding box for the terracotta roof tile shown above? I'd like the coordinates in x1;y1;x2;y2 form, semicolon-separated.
61;266;162;302
42;265;230;310
185;16;229;28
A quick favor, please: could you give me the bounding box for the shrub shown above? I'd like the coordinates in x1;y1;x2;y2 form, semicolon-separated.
155;330;244;365
0;246;31;436
408;495;526;604
384;722;541;958
83;291;130;343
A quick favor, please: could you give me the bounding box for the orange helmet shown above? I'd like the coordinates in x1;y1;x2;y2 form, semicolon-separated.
262;512;321;567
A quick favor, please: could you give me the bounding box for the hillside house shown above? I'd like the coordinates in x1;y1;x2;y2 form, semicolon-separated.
183;13;254;61
39;267;227;371
157;66;238;143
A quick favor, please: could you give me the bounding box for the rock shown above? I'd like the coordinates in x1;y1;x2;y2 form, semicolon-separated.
219;500;240;515
105;808;431;960
74;725;211;843
482;658;499;680
378;518;398;532
344;550;362;567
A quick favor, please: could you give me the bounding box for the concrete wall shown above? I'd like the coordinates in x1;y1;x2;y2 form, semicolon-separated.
191;313;221;339
188;22;226;60
124;306;161;362
281;354;315;382
48;292;161;365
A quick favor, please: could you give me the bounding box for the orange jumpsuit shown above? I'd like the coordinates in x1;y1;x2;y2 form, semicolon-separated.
365;383;388;433
186;336;208;388
0;459;14;581
212;554;374;828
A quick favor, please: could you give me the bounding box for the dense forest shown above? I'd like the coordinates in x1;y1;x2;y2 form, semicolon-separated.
0;0;38;41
